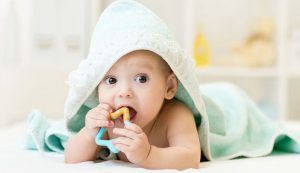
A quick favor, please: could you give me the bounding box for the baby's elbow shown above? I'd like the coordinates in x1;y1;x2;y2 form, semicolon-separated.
189;159;199;169
178;154;199;170
190;156;200;169
64;159;72;164
64;153;82;164
187;150;200;169
64;153;96;164
64;157;86;164
64;156;77;164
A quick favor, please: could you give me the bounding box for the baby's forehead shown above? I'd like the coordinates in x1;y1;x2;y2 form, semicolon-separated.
111;50;170;72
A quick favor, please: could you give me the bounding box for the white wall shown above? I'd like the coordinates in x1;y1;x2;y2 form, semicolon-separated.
0;67;70;126
0;0;101;127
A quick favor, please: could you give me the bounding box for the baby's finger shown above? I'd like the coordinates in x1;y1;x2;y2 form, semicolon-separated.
113;143;130;154
89;114;108;120
98;109;111;119
124;122;143;134
113;137;132;147
91;120;111;128
113;128;137;140
97;103;112;112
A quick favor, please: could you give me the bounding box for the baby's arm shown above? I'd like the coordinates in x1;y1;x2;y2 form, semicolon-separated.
64;103;113;163
139;101;200;170
64;127;102;163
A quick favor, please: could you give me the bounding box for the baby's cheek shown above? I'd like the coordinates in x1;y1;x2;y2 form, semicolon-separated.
98;93;114;106
142;102;162;118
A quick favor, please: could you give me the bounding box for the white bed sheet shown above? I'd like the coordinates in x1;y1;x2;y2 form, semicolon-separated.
1;121;300;173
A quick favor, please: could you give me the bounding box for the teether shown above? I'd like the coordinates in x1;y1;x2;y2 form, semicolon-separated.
110;107;130;121
95;107;130;153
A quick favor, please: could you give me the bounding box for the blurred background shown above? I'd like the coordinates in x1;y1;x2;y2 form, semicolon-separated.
1;0;300;128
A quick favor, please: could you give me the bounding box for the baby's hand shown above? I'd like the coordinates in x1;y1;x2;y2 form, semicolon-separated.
112;123;151;164
84;103;114;138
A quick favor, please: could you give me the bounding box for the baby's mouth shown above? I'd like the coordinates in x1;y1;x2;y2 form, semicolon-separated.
127;106;137;121
115;106;137;121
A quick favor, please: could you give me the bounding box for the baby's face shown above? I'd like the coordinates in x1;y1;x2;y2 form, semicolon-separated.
98;50;173;128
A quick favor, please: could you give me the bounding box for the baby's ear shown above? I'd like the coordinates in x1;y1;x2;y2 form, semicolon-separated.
165;73;178;100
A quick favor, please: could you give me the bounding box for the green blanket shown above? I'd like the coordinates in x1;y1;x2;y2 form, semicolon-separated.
25;83;300;160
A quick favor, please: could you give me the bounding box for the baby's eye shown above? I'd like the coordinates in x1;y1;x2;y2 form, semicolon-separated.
135;74;148;83
105;77;117;85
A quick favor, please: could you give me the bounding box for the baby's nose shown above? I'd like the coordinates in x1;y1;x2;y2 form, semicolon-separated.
118;85;133;98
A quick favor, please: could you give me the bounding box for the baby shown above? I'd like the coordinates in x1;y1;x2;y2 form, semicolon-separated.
60;0;300;168
64;50;200;169
62;0;203;170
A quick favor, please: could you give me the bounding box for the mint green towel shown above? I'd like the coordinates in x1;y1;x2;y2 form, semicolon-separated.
25;110;70;153
200;83;300;160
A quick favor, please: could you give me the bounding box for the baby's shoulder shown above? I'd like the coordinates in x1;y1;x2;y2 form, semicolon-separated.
159;99;198;144
160;99;194;123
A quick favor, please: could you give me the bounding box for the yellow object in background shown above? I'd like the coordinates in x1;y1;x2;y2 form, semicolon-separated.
193;32;211;67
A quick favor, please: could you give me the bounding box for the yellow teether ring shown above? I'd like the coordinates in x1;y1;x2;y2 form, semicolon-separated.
110;107;130;121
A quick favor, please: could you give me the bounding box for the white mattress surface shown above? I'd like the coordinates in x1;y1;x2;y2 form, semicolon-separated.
1;121;300;173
